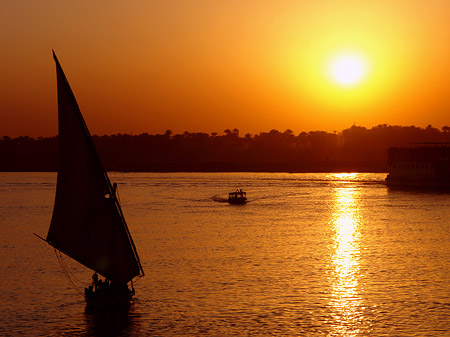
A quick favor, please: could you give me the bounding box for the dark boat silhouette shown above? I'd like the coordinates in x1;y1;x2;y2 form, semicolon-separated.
228;189;247;204
36;51;144;308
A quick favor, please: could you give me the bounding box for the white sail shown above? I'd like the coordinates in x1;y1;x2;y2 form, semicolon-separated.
47;51;144;284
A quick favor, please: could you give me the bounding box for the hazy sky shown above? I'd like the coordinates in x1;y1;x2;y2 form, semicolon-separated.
1;0;449;137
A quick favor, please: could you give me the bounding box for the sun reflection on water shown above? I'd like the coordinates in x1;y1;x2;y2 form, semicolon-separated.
328;177;363;336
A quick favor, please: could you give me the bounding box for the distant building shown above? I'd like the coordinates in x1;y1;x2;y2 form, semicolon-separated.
386;144;450;188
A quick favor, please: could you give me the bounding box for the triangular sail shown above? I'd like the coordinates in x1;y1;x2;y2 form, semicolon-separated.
47;51;144;284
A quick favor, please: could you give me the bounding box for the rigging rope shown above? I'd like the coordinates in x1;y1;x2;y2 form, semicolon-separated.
54;249;84;296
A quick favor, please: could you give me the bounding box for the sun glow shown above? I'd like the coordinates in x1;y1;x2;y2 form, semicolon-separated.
327;52;369;87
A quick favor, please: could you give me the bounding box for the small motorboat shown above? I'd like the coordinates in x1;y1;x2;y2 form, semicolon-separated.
228;189;247;204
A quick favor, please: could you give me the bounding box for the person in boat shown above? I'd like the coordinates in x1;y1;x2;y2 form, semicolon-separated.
92;272;99;290
85;272;132;299
85;273;99;297
84;285;94;297
89;273;108;293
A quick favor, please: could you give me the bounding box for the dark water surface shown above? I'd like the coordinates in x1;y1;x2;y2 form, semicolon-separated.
1;172;450;336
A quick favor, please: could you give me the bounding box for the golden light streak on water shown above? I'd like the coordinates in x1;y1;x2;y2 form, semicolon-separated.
328;175;363;336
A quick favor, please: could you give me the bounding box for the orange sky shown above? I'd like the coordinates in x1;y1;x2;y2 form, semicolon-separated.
1;0;449;137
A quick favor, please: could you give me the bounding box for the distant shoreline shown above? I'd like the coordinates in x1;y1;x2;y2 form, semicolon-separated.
4;124;449;174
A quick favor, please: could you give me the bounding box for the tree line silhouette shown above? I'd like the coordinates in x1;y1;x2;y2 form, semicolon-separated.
2;124;450;172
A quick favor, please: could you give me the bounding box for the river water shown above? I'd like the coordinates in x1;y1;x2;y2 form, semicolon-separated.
1;172;450;336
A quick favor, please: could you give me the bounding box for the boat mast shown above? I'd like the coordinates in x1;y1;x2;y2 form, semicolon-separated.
107;176;145;278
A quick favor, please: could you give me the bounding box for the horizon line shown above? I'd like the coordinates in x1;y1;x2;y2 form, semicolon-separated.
3;123;450;139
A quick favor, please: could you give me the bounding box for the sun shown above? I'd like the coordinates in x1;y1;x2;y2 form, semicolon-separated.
327;52;368;87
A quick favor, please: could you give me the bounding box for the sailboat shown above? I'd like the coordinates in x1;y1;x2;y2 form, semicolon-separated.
37;51;144;307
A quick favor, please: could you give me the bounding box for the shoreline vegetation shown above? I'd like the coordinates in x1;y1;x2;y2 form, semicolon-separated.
2;124;450;172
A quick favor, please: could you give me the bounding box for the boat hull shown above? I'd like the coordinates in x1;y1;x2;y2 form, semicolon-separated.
85;288;135;309
228;198;247;205
386;177;450;190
